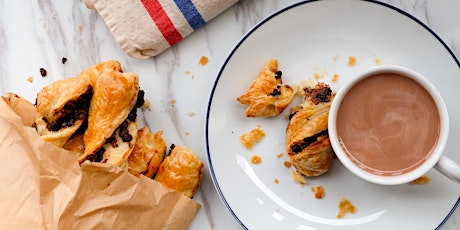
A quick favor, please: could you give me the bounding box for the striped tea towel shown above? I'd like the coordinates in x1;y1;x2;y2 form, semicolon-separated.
84;0;238;59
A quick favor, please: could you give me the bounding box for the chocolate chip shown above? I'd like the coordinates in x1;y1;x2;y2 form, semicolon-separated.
39;68;47;77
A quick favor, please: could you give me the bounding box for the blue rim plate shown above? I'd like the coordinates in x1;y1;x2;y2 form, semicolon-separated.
206;0;460;229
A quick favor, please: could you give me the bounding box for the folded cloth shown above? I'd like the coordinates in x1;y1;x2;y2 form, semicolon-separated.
84;0;238;59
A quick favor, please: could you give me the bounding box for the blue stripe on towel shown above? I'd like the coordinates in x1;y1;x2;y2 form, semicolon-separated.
174;0;206;30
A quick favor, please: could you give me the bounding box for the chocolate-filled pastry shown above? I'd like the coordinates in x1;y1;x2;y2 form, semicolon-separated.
34;77;93;147
286;81;335;177
77;60;123;86
237;58;295;117
79;70;139;166
127;128;167;178
154;145;203;198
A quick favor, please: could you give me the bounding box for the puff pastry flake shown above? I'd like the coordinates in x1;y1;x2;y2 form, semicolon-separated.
286;81;335;177
237;58;295;117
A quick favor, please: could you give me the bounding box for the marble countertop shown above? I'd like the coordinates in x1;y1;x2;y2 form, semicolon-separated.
1;0;459;229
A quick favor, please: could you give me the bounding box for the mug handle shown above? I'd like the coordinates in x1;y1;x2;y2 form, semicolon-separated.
435;156;460;183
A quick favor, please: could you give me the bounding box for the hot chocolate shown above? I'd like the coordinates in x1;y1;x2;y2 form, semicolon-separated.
336;73;441;176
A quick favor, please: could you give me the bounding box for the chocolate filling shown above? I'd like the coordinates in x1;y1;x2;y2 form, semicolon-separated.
45;87;93;131
290;129;329;154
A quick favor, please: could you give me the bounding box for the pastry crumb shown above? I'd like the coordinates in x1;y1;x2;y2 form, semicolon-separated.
276;153;283;158
337;198;356;218
185;131;190;136
170;99;177;104
348;56;357;66
26;76;34;83
184;70;191;75
251;155;262;164
186;109;195;117
142;99;151;111
77;25;83;32
274;179;279;184
333;55;339;62
410;175;430;185
331;74;339;83
291;170;307;184
311;185;325;199
240;127;265;149
283;161;291;168
199;56;209;66
375;57;381;65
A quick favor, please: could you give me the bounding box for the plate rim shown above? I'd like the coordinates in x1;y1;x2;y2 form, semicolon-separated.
205;0;460;229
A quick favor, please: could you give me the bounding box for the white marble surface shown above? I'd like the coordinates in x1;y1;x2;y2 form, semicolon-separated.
1;0;459;229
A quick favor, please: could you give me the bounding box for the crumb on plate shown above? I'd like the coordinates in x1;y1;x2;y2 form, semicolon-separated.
331;74;339;83
199;56;209;66
240;126;265;149
291;170;307;184
311;185;325;199
27;76;33;83
348;56;357;66
337;198;356;219
283;161;291;168
410;175;430;185
251;155;262;164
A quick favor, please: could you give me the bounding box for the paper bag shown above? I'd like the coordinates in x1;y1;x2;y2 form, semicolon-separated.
0;94;200;230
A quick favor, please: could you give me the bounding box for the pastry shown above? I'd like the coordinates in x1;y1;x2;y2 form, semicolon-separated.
79;70;140;166
77;60;122;86
237;58;295;117
34;77;93;147
154;145;203;198
285;81;335;177
127;128;167;178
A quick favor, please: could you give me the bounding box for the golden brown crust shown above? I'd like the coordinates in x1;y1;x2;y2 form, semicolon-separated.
80;70;139;163
237;58;295;117
77;60;122;86
34;77;92;147
285;81;335;177
127;128;167;178
154;146;203;198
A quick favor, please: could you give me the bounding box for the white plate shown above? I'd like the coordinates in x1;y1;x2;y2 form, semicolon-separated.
206;0;460;229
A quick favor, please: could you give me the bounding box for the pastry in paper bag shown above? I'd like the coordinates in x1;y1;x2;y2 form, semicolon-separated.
84;0;239;59
0;94;201;230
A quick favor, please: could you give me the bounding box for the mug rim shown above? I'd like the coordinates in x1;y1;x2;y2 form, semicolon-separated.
328;65;450;185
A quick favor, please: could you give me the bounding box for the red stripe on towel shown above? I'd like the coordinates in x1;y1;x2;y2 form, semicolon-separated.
141;0;183;46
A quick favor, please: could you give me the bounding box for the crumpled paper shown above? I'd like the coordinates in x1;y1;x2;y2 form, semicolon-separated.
0;93;200;230
84;0;238;59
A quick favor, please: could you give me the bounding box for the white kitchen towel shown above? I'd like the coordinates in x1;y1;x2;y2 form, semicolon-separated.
85;0;238;59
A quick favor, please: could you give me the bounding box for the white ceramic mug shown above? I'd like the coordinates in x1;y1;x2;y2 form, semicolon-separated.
328;65;460;185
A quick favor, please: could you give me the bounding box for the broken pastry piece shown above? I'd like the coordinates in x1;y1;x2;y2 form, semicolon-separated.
285;81;335;177
34;77;93;147
127;128;167;178
155;145;203;198
237;58;295;117
79;70;140;166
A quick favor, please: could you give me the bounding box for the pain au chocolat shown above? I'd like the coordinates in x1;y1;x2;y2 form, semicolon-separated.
237;58;295;117
286;81;335;177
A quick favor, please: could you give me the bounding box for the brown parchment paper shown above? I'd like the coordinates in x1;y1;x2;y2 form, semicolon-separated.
0;93;200;230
